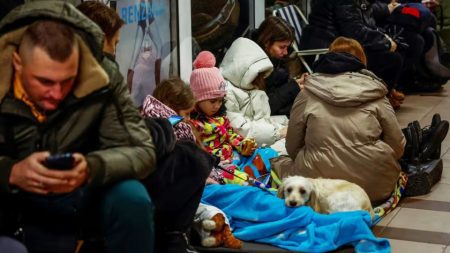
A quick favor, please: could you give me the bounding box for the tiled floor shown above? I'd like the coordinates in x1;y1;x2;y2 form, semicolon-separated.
373;81;450;252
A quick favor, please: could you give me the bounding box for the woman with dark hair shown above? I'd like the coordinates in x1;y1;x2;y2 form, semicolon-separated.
251;16;302;117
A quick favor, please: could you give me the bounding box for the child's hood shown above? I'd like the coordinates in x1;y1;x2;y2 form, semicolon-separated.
220;37;273;90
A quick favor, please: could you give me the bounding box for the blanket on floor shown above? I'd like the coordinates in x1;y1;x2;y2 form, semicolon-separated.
202;184;390;253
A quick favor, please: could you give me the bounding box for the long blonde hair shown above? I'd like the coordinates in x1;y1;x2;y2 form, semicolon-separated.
329;37;367;66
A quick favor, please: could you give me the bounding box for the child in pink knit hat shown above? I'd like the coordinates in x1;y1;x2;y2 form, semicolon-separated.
190;51;257;183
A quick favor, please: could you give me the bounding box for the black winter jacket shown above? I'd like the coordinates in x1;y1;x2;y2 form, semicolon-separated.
265;58;300;117
299;0;391;52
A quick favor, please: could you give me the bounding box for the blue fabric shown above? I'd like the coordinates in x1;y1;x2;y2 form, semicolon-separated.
232;147;278;186
202;184;390;253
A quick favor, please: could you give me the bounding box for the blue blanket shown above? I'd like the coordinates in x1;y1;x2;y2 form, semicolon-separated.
202;184;390;253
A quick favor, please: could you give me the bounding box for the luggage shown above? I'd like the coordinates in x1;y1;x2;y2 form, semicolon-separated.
401;158;443;197
401;114;448;196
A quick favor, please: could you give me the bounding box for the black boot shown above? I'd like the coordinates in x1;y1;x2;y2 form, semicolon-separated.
411;121;423;146
401;124;420;166
164;231;199;253
421;120;449;161
421;114;443;159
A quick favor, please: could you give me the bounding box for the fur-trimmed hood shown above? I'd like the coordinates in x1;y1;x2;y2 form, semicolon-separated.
0;0;109;102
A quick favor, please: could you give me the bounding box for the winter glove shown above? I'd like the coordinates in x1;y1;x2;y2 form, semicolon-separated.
144;117;177;159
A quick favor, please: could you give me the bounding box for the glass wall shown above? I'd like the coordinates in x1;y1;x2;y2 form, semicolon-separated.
190;0;264;65
115;0;178;107
77;0;265;101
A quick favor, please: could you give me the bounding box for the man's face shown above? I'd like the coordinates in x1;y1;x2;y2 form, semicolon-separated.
13;46;79;111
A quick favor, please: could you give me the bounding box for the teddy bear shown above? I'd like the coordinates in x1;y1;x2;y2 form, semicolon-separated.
193;203;242;249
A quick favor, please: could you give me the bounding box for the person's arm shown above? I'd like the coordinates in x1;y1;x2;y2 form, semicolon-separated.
378;97;405;160
87;58;156;186
225;87;281;146
371;1;392;25
334;0;392;52
265;64;301;115
223;116;244;151
286;92;308;159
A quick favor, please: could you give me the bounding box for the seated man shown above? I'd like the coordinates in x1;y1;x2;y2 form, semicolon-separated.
0;1;156;253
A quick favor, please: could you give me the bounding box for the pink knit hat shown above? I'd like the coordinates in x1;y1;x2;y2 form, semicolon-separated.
190;51;226;102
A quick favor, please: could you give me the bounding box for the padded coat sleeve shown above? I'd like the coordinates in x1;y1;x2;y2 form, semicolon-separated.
377;97;406;160
225;87;282;146
286;92;308;159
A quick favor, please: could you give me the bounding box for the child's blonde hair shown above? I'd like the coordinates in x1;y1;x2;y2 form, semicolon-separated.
153;77;195;112
329;37;367;66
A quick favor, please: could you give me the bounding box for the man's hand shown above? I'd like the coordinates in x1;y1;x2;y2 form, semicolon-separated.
388;2;401;13
9;152;88;195
385;35;397;52
46;153;88;194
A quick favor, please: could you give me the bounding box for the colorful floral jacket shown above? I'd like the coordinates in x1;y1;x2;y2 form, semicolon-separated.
142;95;195;142
190;114;246;163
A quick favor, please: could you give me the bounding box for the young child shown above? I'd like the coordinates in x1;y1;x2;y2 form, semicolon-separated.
142;77;225;184
189;51;258;166
219;38;289;154
141;77;196;142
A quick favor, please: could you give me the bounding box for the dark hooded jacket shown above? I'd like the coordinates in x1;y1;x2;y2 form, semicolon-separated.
299;0;391;52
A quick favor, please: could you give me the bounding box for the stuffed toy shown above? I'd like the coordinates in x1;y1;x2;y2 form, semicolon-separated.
194;203;242;249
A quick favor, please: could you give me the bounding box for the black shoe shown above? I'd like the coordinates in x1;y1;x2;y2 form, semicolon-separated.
165;231;199;253
411;121;423;145
402;125;420;165
422;114;441;139
422;114;442;159
421;120;449;161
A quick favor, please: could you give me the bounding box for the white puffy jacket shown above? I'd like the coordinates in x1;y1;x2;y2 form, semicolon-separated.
220;38;288;146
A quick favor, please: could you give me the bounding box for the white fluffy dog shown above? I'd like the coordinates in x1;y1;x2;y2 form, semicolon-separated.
277;176;374;217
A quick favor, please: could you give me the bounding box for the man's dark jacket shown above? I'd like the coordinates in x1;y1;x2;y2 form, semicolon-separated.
0;1;156;193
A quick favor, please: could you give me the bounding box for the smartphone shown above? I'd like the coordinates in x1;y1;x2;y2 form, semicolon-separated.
167;115;184;126
44;153;74;170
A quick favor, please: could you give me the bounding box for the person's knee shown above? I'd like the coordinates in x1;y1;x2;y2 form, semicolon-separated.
102;180;154;222
0;237;28;253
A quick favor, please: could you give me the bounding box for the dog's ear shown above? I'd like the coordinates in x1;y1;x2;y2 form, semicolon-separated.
308;188;320;212
277;183;285;199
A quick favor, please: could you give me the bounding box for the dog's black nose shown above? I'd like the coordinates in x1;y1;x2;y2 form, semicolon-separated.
289;201;297;206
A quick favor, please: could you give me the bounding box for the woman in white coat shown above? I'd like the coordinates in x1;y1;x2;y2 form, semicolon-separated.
219;37;288;149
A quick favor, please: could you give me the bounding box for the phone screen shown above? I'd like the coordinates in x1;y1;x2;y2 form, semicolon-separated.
168;115;184;126
44;153;74;170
